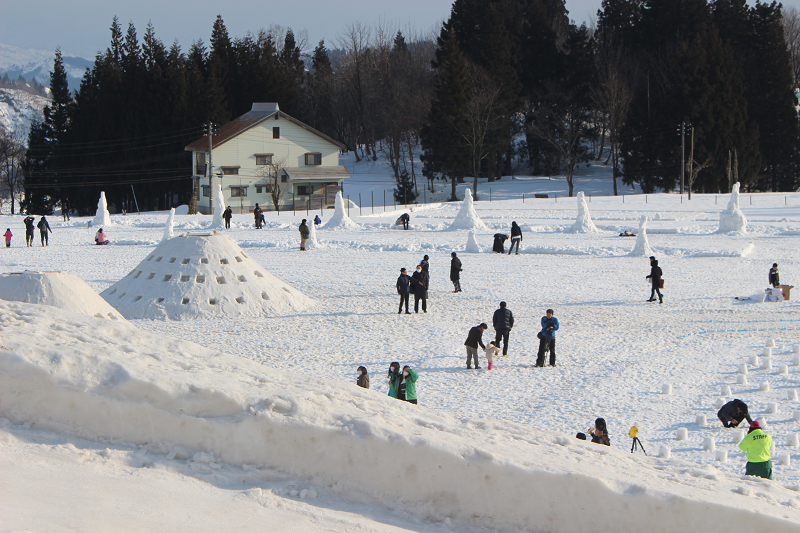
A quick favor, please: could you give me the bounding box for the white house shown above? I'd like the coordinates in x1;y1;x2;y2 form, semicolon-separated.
185;103;349;214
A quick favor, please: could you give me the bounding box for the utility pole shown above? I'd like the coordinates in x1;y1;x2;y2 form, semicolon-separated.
206;122;217;215
688;125;694;200
679;122;685;198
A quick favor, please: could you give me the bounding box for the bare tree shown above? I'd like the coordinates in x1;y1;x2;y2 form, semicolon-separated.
255;153;289;211
0;127;26;214
783;6;800;90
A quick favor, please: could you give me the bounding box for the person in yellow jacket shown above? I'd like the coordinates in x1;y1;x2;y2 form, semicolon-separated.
739;420;773;479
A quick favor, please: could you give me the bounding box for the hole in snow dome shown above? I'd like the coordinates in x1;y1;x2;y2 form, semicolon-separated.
209;298;217;305
163;275;172;282
180;275;190;282
147;255;154;261
216;276;227;284
235;256;243;263
201;258;209;264
182;258;190;264
238;275;246;282
168;257;177;263
147;273;155;280
108;313;116;319
235;297;244;304
109;288;117;295
241;252;248;258
181;298;189;305
283;287;292;293
134;296;142;302
157;298;164;303
261;292;270;300
156;256;163;262
119;292;126;299
134;271;142;278
254;271;264;278
196;275;205;283
220;258;229;265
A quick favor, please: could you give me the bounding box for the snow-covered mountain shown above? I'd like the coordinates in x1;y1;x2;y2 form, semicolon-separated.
0;87;49;141
0;42;91;92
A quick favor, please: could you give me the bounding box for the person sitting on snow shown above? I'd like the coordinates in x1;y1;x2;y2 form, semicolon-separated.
718;399;752;428
95;228;109;245
314;215;322;225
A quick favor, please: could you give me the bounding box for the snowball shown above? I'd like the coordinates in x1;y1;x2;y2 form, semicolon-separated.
163;208;175;241
760;381;770;392
659;446;671;458
767;403;778;414
763;347;772;357
676;428;688;440
629;215;655;257
465;231;482;253
716;450;728;463
93;191;112;228
749;355;759;366
737;374;748;385
763;358;772;371
567;192;599;233
323;191;360;229
717;182;747;234
738;364;748;375
704;437;715;451
721;385;731;396
696;414;707;426
447;189;488;231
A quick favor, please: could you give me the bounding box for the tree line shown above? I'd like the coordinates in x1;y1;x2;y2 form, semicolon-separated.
15;0;800;215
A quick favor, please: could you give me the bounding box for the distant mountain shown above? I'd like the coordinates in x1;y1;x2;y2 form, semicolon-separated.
0;42;92;93
0;87;50;141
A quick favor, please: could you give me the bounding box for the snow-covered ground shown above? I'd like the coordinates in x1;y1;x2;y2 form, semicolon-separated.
2;161;800;532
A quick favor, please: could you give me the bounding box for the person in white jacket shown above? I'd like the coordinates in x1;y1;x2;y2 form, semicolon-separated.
484;341;501;370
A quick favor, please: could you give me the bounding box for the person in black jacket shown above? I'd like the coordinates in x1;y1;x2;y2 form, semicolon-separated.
253;203;263;229
718;399;753;428
62;197;71;221
769;263;780;287
37;216;52;246
411;265;429;313
23;216;35;247
492;233;508;253
223;206;233;229
590;418;610;446
396;268;412;314
508;221;522;255
464;323;488;369
450;252;462;292
646;258;663;303
492;301;514;357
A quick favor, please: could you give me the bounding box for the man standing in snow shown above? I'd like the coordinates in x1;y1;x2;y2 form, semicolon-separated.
253;203;263;229
646;258;663;303
62;197;70;221
535;309;559;367
739;421;773;479
508;221;522;255
450;252;462;292
411;265;429;313
299;219;310;251
492;302;514;357
769;263;780;287
23;216;35;247
396;268;412;314
37;216;52;246
223;206;233;229
464;323;488;369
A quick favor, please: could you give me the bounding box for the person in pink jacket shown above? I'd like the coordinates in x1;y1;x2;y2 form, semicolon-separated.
3;228;11;248
95;228;109;245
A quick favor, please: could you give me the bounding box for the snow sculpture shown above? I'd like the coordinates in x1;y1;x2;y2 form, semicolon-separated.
323;191;360;229
163;208;175;241
568;192;599;233
100;233;315;319
447;188;488;231
718;182;747;234
629;215;655;257
211;184;225;229
0;271;125;320
93;191;111;228
307;219;321;249
465;230;482;253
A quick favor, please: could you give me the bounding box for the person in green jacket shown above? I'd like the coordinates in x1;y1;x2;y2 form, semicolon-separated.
739;420;773;479
387;362;400;398
397;365;419;404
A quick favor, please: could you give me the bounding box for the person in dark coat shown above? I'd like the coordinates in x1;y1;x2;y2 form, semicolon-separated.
419;254;429;272
464;323;488;369
769;263;780;287
400;213;410;230
62;197;71;221
37;216;52;246
646;258;663;303
253;203;263;229
492;233;508;253
23;216;35;247
535;308;560;367
411;265;429;313
508;221;522;255
450;252;462;292
396;268;412;314
718;399;753;428
314;215;322;225
590;418;610;446
492;301;514;357
223;206;233;229
299;219;310;250
356;366;369;389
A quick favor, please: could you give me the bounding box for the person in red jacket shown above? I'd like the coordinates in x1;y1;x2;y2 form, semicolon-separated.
3;228;11;248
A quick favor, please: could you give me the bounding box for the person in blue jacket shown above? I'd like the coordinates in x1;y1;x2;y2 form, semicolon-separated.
535;308;560;367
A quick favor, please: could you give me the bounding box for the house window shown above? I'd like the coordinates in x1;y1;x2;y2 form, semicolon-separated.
221;166;239;175
297;185;313;195
230;186;248;197
273;127;280;139
281;175;288;182
256;186;262;194
255;154;273;165
305;153;322;166
201;186;210;197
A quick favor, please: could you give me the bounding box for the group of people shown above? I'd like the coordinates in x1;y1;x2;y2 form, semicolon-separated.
355;363;420;404
396;255;430;313
576;418;611;446
11;216;52;247
492;222;523;254
716;399;773;479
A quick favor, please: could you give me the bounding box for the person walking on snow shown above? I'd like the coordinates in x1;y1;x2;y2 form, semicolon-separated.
535;308;560;367
508;221;522;255
464;323;488;369
223;206;233;229
356;366;369;389
769;263;780;287
24;216;35;247
411;264;429;313
646;258;663;303
450;252;462;292
387;362;401;398
3;228;12;248
717;399;753;428
397;365;419;404
299;219;310;250
396;268;412;314
62;197;70;221
484;341;501;370
37;216;52;246
253;203;263;229
492;301;514;357
739;420;773;479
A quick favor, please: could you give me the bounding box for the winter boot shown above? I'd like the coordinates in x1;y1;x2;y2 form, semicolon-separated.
488;362;493;370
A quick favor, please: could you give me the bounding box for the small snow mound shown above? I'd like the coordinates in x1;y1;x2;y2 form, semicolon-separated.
718;182;747;234
567;192;599;233
0;271;125;321
211;184;225;229
174;205;189;215
447;189;488;231
323;192;360;229
162;208;175;241
465;231;482;253
629;216;655;257
93;192;112;228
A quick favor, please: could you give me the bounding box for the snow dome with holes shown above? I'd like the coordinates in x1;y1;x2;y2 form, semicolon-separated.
100;232;315;319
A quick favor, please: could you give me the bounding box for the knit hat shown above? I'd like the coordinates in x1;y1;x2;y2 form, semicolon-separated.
750;420;761;430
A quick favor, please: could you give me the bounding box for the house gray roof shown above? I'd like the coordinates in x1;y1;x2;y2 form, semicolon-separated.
282;166;351;181
184;103;347;152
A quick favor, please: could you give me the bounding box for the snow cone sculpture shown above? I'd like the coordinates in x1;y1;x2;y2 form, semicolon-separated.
465;230;482;252
629;215;655;257
101;233;315;319
718;182;747;234
211;184;225;229
0;271;125;320
323;191;360;229
163;208;175;241
448;188;488;231
568;191;599;233
93;191;112;228
307;219;321;249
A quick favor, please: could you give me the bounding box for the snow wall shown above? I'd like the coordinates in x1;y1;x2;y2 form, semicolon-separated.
567;191;599;233
323;191;359;229
629;215;655;257
93;192;111;228
447;188;488;231
1;301;798;533
718;182;747;234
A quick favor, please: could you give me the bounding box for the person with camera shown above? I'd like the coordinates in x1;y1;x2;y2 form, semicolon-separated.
590;418;610;446
535;308;559;367
646;257;663;303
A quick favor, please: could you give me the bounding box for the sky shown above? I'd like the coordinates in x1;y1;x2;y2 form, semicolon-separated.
3;0;800;59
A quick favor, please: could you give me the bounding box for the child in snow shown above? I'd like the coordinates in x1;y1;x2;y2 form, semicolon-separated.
3;228;11;248
590;418;610;446
397;365;418;404
95;228;109;245
357;366;369;389
484;340;501;370
387;362;401;398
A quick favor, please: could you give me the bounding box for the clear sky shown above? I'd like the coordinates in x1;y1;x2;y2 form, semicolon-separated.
3;0;800;59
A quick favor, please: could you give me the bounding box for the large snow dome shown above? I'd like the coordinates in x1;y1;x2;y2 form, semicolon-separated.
100;233;315;319
0;271;125;321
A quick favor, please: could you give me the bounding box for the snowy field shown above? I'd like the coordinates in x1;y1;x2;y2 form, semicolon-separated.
3;163;800;532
